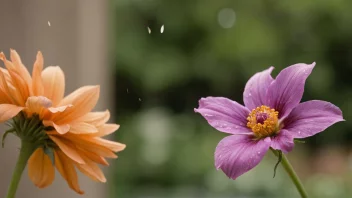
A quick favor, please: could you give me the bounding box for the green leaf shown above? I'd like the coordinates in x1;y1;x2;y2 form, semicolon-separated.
273;150;282;178
2;128;15;148
44;146;55;165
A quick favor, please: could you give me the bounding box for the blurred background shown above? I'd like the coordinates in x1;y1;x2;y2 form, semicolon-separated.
1;0;352;198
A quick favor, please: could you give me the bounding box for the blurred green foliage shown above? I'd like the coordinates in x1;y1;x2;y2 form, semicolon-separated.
111;0;352;197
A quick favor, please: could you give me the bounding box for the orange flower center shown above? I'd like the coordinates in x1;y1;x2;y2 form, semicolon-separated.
247;105;279;138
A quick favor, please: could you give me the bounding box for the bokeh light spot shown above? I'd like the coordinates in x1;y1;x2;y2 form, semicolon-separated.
217;8;236;29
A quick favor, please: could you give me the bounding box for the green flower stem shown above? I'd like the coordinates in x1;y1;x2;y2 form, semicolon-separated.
6;140;36;198
271;149;308;198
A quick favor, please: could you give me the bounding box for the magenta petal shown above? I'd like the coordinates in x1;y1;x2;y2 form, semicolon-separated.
195;97;251;134
284;100;344;138
267;63;315;118
243;67;274;111
215;135;271;179
270;129;294;153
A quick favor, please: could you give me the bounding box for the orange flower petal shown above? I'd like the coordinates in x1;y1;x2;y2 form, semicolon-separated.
87;124;120;137
43;120;70;134
10;49;32;85
7;70;29;106
76;110;110;126
76;148;109;166
64;135;118;159
49;136;85;164
25;96;52;117
75;155;106;183
69;122;98;134
41;66;65;106
0;88;11;104
48;104;73;113
32;51;44;96
0;52;15;70
94;138;126;152
28;148;55;188
0;104;23;122
0;69;15;104
55;86;100;123
75;165;99;182
0;53;29;105
0;68;11;80
54;150;84;194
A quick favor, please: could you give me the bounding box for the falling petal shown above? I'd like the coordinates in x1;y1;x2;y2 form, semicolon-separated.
160;25;164;33
147;27;151;34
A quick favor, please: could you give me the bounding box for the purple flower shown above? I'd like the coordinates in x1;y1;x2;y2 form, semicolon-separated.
194;63;344;179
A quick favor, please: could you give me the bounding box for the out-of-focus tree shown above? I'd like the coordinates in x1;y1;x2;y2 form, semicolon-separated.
111;0;352;197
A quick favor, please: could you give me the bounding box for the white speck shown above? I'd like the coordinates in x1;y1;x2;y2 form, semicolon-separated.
218;8;236;29
147;27;151;34
298;131;301;135
139;98;142;101
126;88;129;93
160;25;164;33
48;21;51;26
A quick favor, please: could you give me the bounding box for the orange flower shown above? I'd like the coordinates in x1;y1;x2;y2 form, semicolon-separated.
0;50;125;194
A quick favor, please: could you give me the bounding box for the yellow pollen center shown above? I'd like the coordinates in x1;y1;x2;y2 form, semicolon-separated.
247;105;279;138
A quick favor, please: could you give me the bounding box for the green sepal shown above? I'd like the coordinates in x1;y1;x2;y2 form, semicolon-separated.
2;128;16;148
294;139;305;144
44;146;55;165
273;150;282;178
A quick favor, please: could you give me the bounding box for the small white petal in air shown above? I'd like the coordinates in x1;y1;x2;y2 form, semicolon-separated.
48;21;51;26
160;25;164;33
147;27;151;34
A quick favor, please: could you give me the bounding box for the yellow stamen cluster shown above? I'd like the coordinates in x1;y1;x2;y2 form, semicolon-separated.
247;105;279;138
